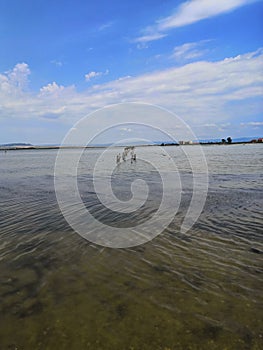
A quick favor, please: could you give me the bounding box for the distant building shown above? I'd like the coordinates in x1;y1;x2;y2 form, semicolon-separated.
251;138;263;143
179;140;193;145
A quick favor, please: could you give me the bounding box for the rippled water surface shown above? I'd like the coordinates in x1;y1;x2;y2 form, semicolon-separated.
0;144;262;350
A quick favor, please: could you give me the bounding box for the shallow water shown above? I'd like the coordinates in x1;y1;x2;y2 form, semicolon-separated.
0;144;262;350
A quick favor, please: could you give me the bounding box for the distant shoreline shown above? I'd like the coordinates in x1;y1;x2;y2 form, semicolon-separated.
0;141;262;151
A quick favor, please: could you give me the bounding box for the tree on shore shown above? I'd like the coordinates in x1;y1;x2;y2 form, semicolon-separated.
227;137;232;144
221;139;226;144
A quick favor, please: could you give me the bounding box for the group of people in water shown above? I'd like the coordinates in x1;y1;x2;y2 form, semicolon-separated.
116;146;136;164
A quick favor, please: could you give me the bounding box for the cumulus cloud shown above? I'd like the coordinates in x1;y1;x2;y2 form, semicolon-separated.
40;82;65;95
8;63;31;87
0;62;30;95
85;69;109;81
39;82;76;102
0;49;262;138
85;71;102;81
134;0;258;43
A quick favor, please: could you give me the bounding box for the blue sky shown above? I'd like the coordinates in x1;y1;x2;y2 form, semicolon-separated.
0;0;262;144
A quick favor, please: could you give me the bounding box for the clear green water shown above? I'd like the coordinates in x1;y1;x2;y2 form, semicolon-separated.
0;145;262;349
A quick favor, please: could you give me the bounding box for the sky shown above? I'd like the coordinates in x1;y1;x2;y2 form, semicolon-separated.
0;0;262;144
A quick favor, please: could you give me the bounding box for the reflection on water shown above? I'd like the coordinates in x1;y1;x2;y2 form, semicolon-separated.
0;145;262;349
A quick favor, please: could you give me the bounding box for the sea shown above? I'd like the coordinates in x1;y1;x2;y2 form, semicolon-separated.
0;144;262;350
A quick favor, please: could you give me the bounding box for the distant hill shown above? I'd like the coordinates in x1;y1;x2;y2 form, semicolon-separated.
0;143;33;147
197;136;261;143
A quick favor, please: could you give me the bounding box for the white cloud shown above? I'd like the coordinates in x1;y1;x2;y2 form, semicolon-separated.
90;49;262;111
120;127;132;132
85;70;109;81
85;71;102;81
39;82;76;102
134;0;258;43
249;121;263;126
133;33;167;43
0;49;262;140
40;82;65;95
202;123;217;127
158;0;256;30
8;62;30;86
0;62;30;94
0;74;11;94
241;121;263;126
51;60;63;67
98;22;113;31
172;40;211;60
